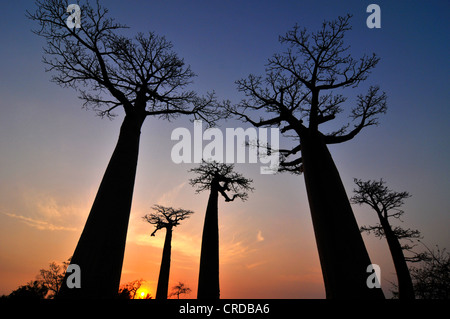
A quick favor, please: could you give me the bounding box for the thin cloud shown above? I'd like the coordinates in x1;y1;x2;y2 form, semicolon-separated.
35;196;61;219
3;212;78;232
156;182;187;206
220;232;260;265
245;260;267;269
256;230;264;242
132;231;200;259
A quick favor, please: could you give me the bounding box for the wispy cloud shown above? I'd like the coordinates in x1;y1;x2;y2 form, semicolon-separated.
132;231;200;259
221;239;251;264
8;190;91;232
245;260;267;269
3;212;78;231
156;182;187;207
256;230;264;242
35;196;62;219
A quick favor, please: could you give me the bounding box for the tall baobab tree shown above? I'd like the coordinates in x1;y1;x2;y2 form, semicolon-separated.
27;0;219;298
351;179;417;299
189;161;253;299
227;15;386;298
143;205;194;300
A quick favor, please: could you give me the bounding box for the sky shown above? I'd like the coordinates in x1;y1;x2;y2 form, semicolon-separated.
0;0;449;299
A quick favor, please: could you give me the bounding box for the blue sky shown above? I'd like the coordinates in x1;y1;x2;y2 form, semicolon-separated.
0;0;449;298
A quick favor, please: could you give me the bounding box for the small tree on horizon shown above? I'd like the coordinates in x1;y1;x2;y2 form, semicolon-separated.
190;161;253;299
2;258;71;299
170;282;192;299
38;259;70;298
143;205;194;300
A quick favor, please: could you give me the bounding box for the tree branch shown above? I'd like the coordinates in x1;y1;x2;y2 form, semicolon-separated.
324;86;387;144
28;0;221;124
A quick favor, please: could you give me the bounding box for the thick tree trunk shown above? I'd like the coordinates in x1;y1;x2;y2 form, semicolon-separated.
378;216;415;299
197;182;220;299
58;112;146;299
155;227;173;300
301;131;385;299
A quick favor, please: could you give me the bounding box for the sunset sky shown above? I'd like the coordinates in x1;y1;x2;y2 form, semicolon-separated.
0;0;449;299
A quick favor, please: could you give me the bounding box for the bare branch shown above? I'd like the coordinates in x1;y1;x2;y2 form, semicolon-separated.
27;0;221;123
351;178;411;218
229;15;386;173
353;179;423;256
324;86;387;144
189;161;254;202
143;204;194;236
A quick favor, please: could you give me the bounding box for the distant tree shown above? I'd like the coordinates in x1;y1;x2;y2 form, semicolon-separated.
170;282;192;299
226;15;386;298
189;161;253;299
1;258;71;300
351;178;416;299
4;281;48;300
38;259;70;298
410;245;450;299
143;205;194;300
27;0;220;298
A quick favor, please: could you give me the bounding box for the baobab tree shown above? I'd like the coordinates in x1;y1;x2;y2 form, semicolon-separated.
227;15;386;298
143;205;194;300
351;179;417;299
27;0;219;298
189;161;253;299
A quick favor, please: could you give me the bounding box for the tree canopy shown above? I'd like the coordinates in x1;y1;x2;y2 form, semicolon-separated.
27;0;220;123
227;14;387;174
143;205;194;236
189;161;254;202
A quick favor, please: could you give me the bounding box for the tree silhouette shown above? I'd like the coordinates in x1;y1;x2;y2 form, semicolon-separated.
409;245;450;299
189;161;253;299
143;205;194;300
226;15;386;298
351;178;415;299
1;258;71;299
27;0;219;298
170;282;192;299
38;259;70;298
2;281;48;300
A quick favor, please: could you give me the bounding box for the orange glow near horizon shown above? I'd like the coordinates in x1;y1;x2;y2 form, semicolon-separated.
135;286;152;299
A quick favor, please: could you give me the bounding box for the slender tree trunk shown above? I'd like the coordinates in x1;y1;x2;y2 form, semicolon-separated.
378;215;415;299
301;131;385;299
197;182;220;299
156;227;173;300
59;111;146;299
